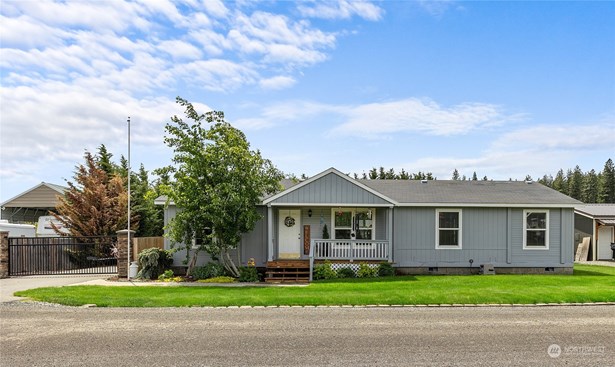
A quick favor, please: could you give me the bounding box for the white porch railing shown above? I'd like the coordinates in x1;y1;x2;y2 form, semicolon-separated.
309;239;390;281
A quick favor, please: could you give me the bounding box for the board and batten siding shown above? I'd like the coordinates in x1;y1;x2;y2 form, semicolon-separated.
269;173;390;205
393;207;574;267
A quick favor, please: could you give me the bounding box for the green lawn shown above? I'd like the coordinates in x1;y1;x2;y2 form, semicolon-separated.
15;264;615;307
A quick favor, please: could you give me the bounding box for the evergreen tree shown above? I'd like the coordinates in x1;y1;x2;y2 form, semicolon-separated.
96;144;116;178
452;169;460;180
599;158;615;203
568;165;583;200
472;172;478;181
582;169;599;203
552;169;567;194
53;151;138;237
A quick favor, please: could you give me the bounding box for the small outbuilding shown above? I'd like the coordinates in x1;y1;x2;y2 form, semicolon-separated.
574;204;615;261
0;182;67;224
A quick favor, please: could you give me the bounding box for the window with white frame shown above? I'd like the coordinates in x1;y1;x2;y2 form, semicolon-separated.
436;209;462;248
523;210;549;249
332;208;375;240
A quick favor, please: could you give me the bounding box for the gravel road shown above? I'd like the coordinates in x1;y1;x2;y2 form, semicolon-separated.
1;302;613;367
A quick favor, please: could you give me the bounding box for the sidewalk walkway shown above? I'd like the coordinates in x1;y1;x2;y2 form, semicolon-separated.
0;275;108;303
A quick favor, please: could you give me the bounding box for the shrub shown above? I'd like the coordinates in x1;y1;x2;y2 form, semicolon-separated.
157;269;174;281
238;266;260;282
190;262;226;280
137;248;173;280
197;276;237;283
336;267;356;278
357;263;378;278
313;260;337;280
378;262;395;277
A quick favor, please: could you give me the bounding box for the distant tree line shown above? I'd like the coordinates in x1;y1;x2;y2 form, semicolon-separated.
345;159;615;204
353;167;435;180
537;158;615;203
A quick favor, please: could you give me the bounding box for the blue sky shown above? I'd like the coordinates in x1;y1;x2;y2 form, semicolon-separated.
1;0;614;202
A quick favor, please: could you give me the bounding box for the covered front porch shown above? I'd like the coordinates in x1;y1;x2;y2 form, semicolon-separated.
266;206;393;262
261;169;397;282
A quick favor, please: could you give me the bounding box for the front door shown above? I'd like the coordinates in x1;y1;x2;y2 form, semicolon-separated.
597;226;614;260
278;209;301;259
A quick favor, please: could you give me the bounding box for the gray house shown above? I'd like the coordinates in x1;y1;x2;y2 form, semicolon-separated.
158;168;580;280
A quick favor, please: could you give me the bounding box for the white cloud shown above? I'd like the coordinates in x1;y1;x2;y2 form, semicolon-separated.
259;76;297;90
397;120;615;180
297;0;384;21
329;98;520;138
158;40;203;61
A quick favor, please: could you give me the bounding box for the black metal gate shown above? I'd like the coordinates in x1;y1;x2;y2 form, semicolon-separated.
8;236;118;276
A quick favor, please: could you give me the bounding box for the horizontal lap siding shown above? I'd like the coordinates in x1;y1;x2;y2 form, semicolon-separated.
164;205;268;267
240;206;268;266
393;207;570;267
511;208;570;265
271;173;389;205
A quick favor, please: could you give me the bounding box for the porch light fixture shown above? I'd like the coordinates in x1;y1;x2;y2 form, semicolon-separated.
308;209;312;217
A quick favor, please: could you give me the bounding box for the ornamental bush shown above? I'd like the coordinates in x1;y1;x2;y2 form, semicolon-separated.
197;276;237;283
357;263;378;278
378;262;395;277
313;260;337;280
137;248;173;280
336;267;356;278
238;266;260;282
190;262;226;280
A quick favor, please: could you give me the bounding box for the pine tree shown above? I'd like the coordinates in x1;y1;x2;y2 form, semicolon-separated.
552;169;567;194
582;169;599;203
452;169;460;180
472;172;478;181
568;166;583;200
599;158;615;203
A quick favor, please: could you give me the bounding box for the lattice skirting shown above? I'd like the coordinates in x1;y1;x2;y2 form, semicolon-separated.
330;263;379;274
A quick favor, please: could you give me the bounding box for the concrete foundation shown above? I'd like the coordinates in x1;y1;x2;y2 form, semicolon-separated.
395;266;573;275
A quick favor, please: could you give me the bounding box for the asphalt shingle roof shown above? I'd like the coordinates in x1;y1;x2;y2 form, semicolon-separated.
361;180;581;205
575;204;615;218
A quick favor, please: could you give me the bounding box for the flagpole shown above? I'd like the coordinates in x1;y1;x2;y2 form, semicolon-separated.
127;116;131;280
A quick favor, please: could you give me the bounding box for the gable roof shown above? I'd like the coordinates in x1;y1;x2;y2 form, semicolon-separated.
1;182;67;208
361;179;581;207
262;168;397;206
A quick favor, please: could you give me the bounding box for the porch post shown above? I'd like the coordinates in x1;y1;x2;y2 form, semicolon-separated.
387;207;393;263
267;205;274;261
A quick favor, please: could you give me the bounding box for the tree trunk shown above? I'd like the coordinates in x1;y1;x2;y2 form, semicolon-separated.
186;248;199;276
222;250;240;277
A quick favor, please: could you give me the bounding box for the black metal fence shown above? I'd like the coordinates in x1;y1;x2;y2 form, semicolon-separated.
8;236;118;276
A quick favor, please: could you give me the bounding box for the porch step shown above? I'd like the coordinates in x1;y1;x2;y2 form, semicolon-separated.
265;260;310;283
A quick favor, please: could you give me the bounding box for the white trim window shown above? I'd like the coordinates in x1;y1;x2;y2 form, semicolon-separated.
436;209;462;249
523;210;549;249
331;208;375;240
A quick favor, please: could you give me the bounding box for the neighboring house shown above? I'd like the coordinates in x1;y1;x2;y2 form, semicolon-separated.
157;168;581;279
574;204;615;261
0;182;67;224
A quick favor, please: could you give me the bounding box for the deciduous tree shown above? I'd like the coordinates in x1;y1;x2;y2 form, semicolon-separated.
161;97;283;276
